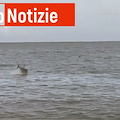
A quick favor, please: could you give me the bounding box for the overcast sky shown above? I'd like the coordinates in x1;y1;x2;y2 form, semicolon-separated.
0;0;120;42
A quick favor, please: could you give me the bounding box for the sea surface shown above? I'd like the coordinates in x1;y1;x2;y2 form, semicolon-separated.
0;42;120;120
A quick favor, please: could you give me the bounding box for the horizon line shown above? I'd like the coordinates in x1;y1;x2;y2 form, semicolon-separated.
0;41;120;43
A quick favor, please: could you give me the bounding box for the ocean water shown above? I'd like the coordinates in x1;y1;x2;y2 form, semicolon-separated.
0;42;120;120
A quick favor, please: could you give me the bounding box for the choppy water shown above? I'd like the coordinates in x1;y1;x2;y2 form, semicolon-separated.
0;42;120;120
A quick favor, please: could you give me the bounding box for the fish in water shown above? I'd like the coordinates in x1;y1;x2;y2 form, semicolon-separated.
17;65;28;75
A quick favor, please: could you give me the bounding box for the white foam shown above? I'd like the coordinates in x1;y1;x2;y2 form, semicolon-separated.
11;68;27;75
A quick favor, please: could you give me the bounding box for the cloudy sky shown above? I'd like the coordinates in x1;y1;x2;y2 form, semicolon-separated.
0;0;120;42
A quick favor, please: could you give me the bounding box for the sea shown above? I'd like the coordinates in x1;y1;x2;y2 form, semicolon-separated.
0;42;120;120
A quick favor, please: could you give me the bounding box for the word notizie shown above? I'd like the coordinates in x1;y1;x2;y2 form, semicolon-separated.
8;7;58;24
0;3;75;26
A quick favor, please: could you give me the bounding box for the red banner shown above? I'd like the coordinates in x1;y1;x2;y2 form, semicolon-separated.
0;3;75;26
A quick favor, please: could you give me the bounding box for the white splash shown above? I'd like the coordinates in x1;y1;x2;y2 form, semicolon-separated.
11;67;28;76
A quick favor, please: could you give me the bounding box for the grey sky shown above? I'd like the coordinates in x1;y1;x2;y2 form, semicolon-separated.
0;0;120;42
